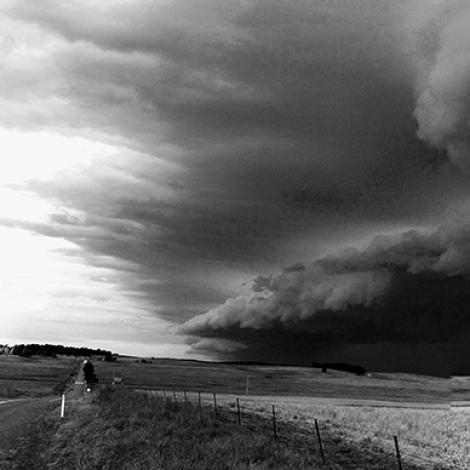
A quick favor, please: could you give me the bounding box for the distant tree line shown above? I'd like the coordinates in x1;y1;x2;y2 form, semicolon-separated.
5;343;115;360
311;362;366;375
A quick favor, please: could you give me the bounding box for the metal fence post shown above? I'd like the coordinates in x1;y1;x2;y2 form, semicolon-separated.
394;436;403;470
314;419;325;463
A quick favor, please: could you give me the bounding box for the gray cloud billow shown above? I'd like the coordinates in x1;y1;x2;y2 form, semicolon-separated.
411;0;470;168
3;0;470;369
180;218;470;366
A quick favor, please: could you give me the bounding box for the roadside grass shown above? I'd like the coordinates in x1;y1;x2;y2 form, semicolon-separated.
40;387;438;470
43;387;320;470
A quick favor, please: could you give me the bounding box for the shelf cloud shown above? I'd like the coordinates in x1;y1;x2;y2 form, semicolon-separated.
181;215;470;372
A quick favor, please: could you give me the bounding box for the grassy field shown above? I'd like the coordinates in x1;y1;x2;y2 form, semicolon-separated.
0;355;77;398
41;387;442;470
451;375;470;402
91;357;463;468
210;395;464;469
0;355;465;468
94;357;448;403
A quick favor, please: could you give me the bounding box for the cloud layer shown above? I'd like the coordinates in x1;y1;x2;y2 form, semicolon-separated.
1;0;470;368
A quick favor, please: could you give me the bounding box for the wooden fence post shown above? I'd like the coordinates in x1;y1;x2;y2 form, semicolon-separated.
198;391;202;422
272;405;277;440
236;398;241;426
314;419;325;464
213;392;218;421
394;436;403;470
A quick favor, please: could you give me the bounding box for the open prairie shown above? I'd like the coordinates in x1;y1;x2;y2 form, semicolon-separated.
91;357;463;468
208;394;465;469
451;375;470;403
94;357;448;403
1;355;465;468
0;355;77;398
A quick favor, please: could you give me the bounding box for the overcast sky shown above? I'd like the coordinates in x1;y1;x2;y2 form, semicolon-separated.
1;0;470;374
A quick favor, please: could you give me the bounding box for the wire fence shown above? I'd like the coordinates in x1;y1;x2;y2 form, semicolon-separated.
135;388;463;470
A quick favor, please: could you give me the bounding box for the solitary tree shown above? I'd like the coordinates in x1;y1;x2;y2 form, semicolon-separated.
83;361;98;386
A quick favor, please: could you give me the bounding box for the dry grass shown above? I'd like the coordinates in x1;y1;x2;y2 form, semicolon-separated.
43;388;324;470
1;388;456;470
221;397;462;469
41;387;447;470
93;357;448;403
0;356;463;469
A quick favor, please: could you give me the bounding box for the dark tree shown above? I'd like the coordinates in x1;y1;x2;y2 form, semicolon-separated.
83;361;98;385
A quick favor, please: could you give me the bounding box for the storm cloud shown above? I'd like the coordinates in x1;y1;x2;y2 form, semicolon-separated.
410;0;470;168
181;216;470;373
1;0;470;370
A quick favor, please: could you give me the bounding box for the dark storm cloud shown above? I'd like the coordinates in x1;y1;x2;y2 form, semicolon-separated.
3;0;470;366
6;0;466;234
180;217;470;366
5;0;468;209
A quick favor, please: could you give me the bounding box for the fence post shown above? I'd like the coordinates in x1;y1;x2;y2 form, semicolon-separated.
198;391;202;422
236;398;241;426
60;394;65;419
394;436;403;470
184;390;187;405
213;392;218;421
246;375;250;395
314;419;325;464
272;405;277;440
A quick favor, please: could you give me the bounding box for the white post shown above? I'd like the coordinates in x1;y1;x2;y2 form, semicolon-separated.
60;394;65;419
246;375;250;395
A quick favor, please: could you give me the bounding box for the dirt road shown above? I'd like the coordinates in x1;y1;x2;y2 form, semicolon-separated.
0;396;59;470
